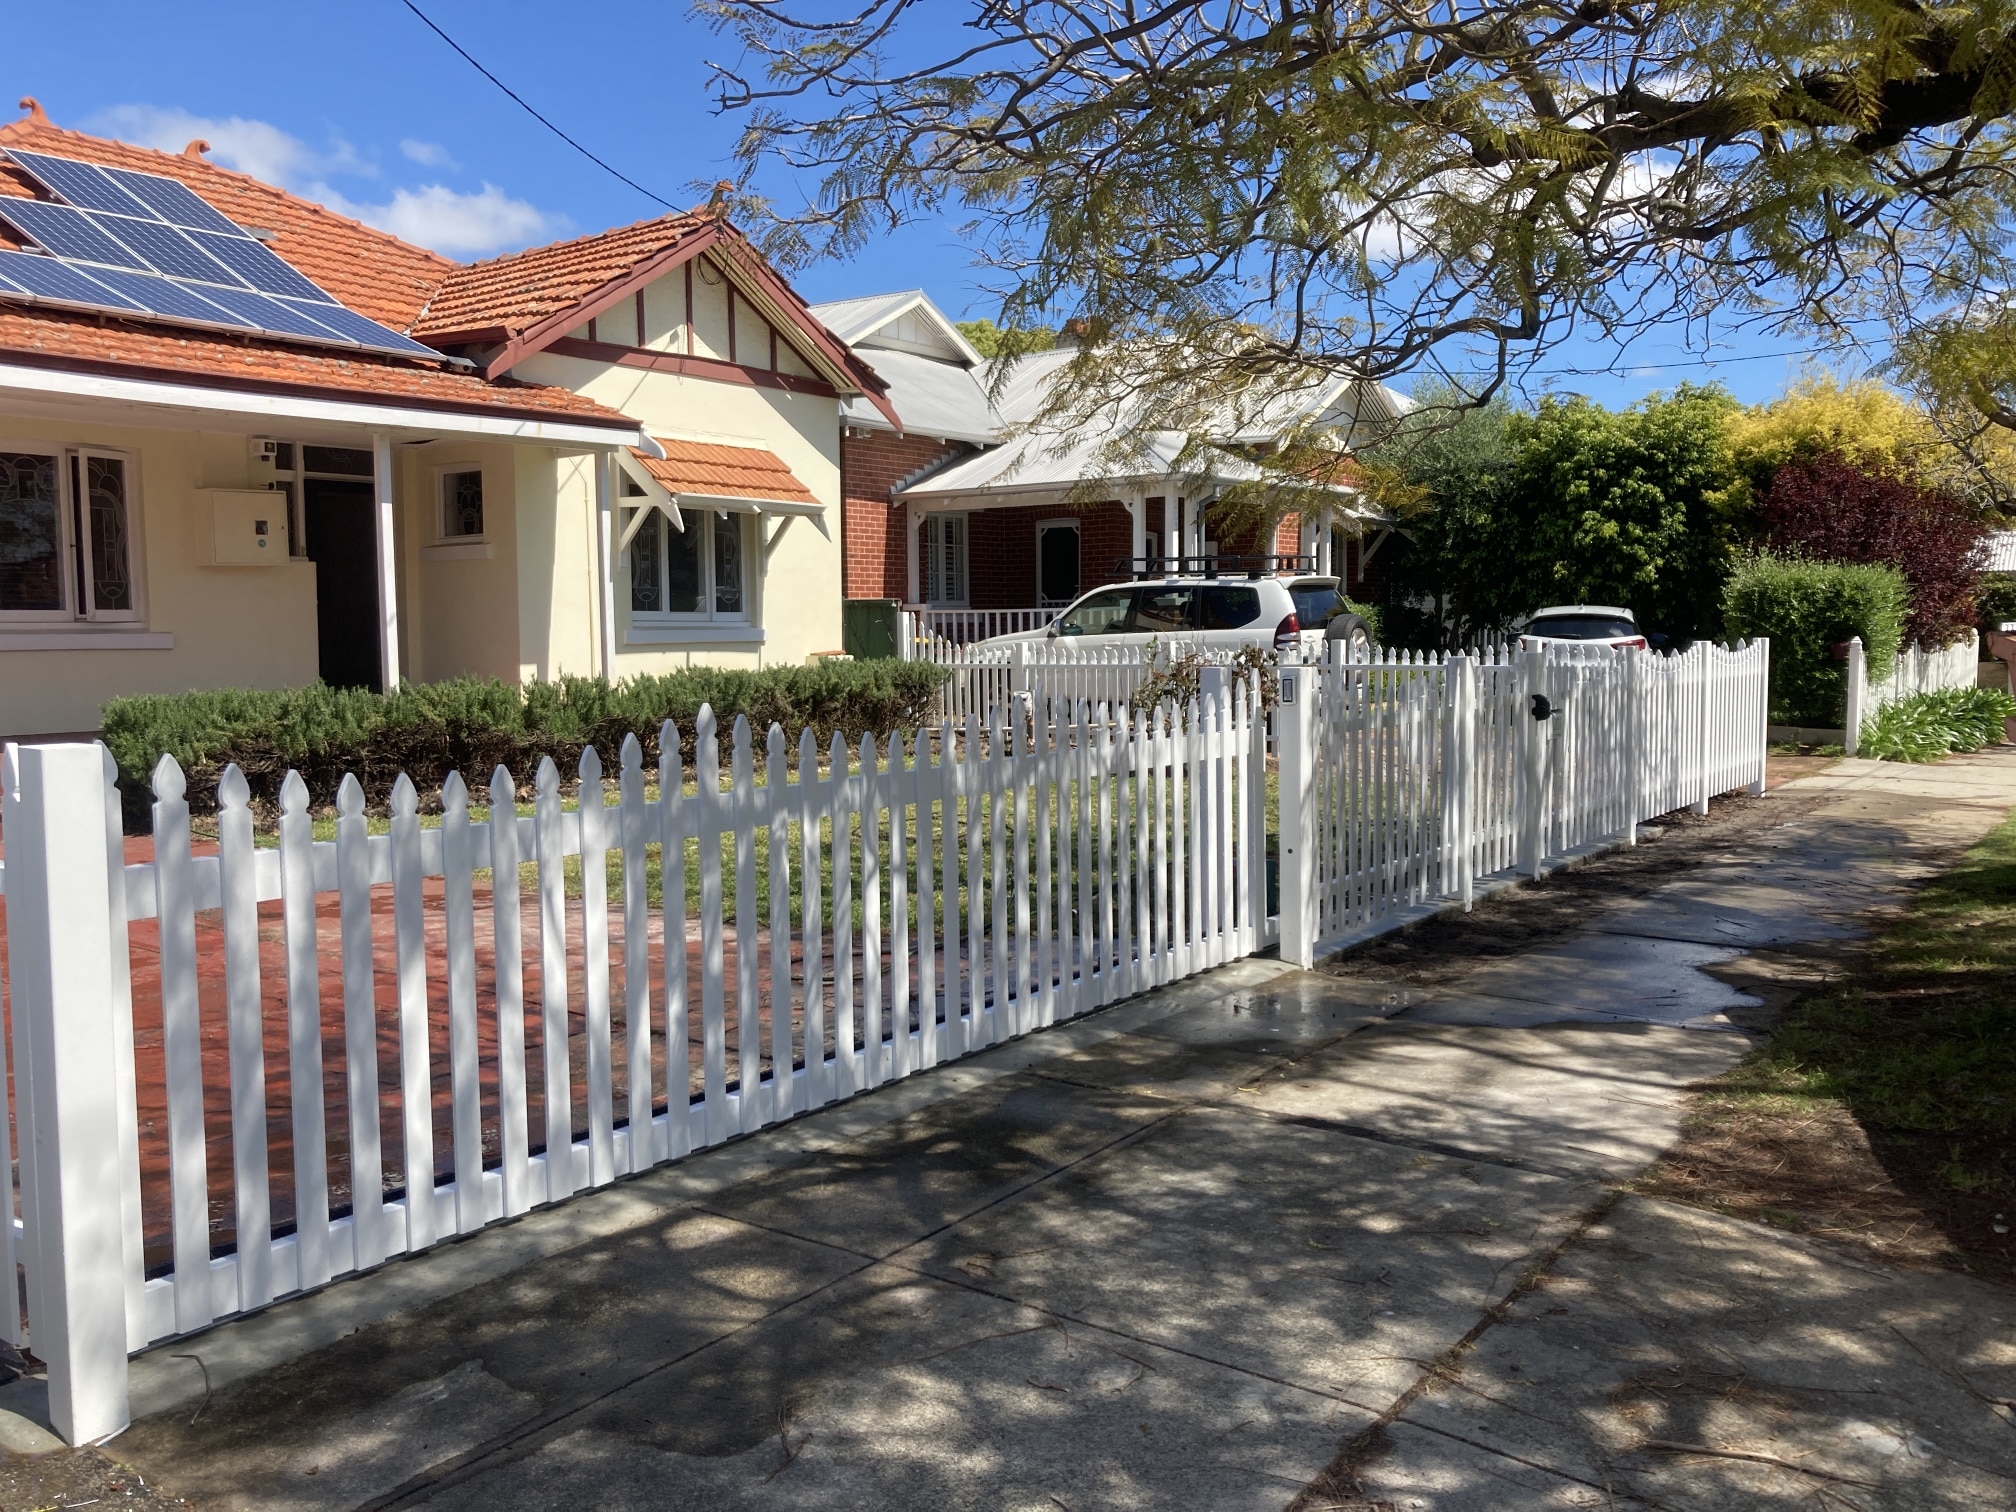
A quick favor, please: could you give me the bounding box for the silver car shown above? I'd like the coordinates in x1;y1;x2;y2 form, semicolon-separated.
985;574;1374;657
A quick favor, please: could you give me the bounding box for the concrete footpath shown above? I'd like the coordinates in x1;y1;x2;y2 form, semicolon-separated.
26;752;2016;1510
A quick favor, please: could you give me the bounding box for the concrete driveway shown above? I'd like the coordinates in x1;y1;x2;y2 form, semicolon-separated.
20;750;2016;1510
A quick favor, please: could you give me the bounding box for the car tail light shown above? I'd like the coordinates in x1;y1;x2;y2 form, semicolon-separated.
1622;636;1648;650
1273;613;1300;651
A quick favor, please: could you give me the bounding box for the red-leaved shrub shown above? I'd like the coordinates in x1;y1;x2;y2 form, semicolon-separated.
1760;451;1987;645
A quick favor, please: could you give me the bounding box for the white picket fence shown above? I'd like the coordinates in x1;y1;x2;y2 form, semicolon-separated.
0;689;1269;1442
1843;631;1982;753
924;637;1249;725
1276;640;1771;962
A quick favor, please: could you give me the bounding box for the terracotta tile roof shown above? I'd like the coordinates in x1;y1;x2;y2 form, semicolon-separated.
0;111;452;329
415;214;709;339
632;437;819;503
0;305;637;427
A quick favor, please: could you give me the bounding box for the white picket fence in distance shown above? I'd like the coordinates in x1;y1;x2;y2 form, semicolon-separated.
906;606;1055;649
1842;631;1982;753
0;688;1270;1442
1275;639;1772;964
926;637;1248;726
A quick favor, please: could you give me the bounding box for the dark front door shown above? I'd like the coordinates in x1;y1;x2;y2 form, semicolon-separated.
1038;524;1080;606
304;479;382;691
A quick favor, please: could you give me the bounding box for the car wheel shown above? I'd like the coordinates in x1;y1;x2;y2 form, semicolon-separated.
1324;612;1374;660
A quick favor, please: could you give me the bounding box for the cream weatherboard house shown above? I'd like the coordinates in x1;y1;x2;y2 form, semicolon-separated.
0;102;888;741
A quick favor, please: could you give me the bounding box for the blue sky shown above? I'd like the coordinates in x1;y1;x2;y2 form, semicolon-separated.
6;0;1871;406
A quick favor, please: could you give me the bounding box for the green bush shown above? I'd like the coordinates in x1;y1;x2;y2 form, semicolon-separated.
1979;572;2016;637
1859;686;2016;762
101;662;949;815
1721;554;1909;726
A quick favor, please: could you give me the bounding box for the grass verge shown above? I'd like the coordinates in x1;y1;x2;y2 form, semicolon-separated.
1637;807;2016;1282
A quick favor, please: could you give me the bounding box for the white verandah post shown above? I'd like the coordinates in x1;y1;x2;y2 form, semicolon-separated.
3;744;132;1444
372;431;399;691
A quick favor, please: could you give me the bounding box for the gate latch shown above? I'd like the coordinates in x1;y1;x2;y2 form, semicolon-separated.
1529;693;1555;721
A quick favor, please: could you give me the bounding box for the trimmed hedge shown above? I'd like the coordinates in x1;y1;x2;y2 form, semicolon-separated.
1721;554;1908;726
1860;686;2016;762
101;662;948;814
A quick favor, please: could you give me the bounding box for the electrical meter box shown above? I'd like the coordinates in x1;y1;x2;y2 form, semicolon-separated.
203;489;289;565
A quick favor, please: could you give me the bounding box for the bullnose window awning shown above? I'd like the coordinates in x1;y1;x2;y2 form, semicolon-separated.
615;436;829;565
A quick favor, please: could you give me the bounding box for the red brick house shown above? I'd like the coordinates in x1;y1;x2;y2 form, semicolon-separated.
812;291;1404;642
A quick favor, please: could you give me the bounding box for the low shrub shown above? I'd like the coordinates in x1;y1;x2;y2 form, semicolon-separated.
1980;572;2016;637
1721;554;1909;726
101;662;949;815
1859;686;2016;763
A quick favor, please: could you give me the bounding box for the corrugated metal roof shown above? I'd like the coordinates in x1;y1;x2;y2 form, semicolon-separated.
1986;530;2016;574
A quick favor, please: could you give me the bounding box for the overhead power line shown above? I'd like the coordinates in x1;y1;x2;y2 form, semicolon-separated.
397;0;680;211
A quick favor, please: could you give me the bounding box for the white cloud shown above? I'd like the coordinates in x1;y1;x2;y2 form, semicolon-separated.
400;138;457;169
83;103;560;257
315;182;559;257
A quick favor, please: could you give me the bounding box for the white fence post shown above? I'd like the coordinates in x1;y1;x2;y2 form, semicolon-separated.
1276;656;1318;968
1520;648;1548;876
4;744;132;1444
1843;636;1866;756
1692;644;1713;815
1749;639;1771;794
1443;655;1476;907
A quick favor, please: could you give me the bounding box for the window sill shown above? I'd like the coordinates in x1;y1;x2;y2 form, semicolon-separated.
421;542;493;561
624;623;766;646
0;629;174;651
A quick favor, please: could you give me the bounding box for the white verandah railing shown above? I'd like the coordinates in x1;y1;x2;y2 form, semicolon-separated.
0;689;1268;1442
905;607;1056;650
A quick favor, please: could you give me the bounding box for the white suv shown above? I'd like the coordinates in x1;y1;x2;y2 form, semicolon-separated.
984;573;1374;657
1516;605;1650;651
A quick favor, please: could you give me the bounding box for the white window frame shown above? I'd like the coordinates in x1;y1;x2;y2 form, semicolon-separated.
0;439;144;625
1034;517;1081;609
922;512;969;607
624;503;757;626
434;462;487;543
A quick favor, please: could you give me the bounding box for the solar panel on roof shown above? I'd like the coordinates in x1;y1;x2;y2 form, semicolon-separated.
187;228;328;301
0;149;448;363
83;266;258;330
88;212;249;286
195;285;358;344
100;165;246;235
0;199;150;270
0;249;148;310
4;150;159;218
276;298;440;357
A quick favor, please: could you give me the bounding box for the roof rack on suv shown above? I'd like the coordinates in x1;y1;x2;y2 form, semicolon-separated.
1112;553;1319;581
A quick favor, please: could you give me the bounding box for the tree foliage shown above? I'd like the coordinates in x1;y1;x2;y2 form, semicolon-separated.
1374;386;1739;645
1759;451;1988;644
953;318;1054;359
705;0;2016;467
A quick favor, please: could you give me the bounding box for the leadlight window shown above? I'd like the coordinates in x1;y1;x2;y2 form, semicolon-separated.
625;507;750;623
440;469;484;539
0;446;138;622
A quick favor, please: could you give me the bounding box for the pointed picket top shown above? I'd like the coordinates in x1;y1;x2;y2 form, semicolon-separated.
695;702;716;745
620;732;643;778
442;769;469;819
280;769;310;816
858;729;878;775
217;762;251;813
535;755;560;799
579;743;604;786
337;771;365;818
390;771;418;819
489;764;516;810
797;724;818;782
731;714;752;772
152;751;186;803
827;729;848;783
766;722;787;785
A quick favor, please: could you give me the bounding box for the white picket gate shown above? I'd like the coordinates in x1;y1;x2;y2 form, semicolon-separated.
1276;640;1771;964
0;688;1268;1442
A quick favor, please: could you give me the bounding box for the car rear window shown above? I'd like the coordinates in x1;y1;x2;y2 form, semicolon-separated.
1201;584;1261;629
1527;615;1637;640
1056;587;1135;635
1131;585;1197;633
1290;583;1344;625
